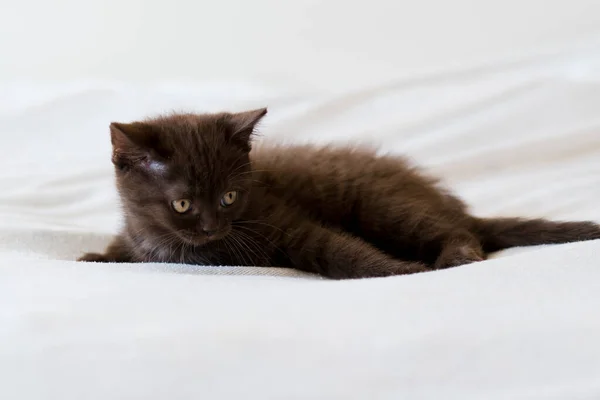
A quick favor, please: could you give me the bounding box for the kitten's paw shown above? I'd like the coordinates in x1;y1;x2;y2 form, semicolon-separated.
350;260;431;279
434;244;484;269
77;253;110;262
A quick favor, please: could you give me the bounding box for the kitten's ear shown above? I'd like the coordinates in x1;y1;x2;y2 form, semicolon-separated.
227;107;267;150
110;122;156;167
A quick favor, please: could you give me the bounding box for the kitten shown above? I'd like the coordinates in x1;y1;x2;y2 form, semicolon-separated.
78;108;600;279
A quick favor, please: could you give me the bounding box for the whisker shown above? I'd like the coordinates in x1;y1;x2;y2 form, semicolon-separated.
233;220;288;235
230;229;274;266
229;231;264;267
226;160;253;180
231;169;277;177
224;235;248;266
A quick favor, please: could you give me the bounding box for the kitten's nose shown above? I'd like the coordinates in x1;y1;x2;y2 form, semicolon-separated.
200;211;218;237
202;227;218;237
201;220;219;236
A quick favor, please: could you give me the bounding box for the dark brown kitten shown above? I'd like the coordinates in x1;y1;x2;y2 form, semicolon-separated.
78;108;600;279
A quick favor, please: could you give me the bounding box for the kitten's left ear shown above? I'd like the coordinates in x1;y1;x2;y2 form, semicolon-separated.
227;107;267;150
110;121;158;168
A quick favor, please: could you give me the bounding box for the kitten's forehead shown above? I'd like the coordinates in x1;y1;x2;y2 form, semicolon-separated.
148;114;228;153
132;111;256;185
182;148;249;184
160;135;250;193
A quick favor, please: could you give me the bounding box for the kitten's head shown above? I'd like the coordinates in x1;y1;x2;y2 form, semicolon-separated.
110;108;267;246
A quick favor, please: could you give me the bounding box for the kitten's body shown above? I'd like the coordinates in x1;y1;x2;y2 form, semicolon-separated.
79;109;600;279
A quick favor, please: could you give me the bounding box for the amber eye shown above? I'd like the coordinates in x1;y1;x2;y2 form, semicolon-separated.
220;191;238;207
171;199;192;213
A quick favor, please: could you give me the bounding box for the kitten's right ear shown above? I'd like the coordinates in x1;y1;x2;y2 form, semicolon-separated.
110;122;155;168
227;107;267;151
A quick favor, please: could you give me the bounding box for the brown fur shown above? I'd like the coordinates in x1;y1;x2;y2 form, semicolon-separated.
78;108;600;279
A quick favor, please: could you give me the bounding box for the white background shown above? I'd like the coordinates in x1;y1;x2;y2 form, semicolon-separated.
3;2;600;399
2;0;600;91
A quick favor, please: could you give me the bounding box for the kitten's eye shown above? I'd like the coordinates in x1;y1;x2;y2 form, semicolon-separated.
220;191;238;207
171;199;192;213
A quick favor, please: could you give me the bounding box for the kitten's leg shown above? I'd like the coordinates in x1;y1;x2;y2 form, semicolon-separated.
282;223;431;279
433;231;485;269
78;235;132;263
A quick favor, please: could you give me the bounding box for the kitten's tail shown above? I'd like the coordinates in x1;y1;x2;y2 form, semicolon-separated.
474;217;600;253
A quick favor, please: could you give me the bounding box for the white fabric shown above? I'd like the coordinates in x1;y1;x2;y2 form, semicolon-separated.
2;45;600;399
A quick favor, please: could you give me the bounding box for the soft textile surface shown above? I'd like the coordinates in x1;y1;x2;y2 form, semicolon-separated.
2;47;600;399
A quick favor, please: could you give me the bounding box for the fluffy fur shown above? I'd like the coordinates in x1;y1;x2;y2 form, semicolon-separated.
78;108;600;279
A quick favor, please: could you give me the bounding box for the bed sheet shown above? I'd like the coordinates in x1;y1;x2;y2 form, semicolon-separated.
1;47;600;399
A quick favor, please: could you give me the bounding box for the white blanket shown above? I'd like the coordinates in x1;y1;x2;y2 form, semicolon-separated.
2;48;600;399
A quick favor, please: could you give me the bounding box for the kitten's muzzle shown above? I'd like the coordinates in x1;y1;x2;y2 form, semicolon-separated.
202;228;218;237
180;226;230;245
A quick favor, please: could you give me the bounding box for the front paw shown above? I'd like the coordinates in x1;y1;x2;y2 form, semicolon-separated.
77;253;110;262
